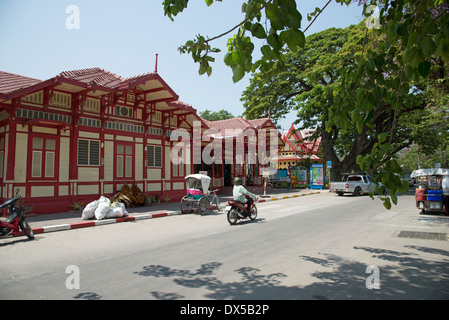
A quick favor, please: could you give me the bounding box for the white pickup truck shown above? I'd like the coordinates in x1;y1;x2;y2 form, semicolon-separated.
330;174;382;196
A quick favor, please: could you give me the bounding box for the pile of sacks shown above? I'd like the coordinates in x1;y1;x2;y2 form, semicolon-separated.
81;196;129;220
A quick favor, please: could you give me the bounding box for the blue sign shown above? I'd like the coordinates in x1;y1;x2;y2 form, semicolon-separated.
310;163;325;190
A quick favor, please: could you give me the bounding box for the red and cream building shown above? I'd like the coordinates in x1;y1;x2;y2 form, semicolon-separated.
201;117;283;187
0;67;206;214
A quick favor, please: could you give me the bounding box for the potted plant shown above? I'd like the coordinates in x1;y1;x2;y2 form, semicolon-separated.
144;195;152;206
69;201;85;212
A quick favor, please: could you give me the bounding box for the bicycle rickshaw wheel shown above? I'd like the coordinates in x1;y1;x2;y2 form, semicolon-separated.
197;196;210;216
180;196;194;214
212;194;220;211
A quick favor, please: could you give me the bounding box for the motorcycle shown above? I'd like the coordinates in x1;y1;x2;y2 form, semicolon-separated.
0;189;34;240
225;195;258;225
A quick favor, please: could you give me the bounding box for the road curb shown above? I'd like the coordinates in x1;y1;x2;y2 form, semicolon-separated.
14;191;322;238
258;191;321;203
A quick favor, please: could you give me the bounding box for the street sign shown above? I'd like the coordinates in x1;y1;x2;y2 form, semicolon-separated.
326;160;332;169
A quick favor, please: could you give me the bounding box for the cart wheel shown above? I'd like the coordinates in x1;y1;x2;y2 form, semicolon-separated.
180;196;193;214
197;197;210;216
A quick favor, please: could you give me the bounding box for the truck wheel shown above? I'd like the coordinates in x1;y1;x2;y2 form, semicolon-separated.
353;187;362;196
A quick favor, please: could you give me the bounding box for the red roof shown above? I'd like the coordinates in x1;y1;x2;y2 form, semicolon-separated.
201;117;283;146
281;124;321;155
0;68;169;100
57;67;126;88
0;71;42;96
203;117;271;134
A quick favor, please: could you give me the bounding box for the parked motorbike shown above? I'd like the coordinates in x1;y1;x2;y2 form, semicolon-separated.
225;195;258;225
0;189;34;240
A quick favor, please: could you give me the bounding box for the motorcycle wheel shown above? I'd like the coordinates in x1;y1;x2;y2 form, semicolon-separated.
19;219;35;240
249;205;258;220
227;208;238;225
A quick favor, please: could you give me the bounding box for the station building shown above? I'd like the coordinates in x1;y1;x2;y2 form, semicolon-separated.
0;67;282;214
0;67;208;214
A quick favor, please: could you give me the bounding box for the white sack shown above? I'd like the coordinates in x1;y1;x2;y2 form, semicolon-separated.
94;196;110;220
105;201;129;218
81;200;99;220
112;201;129;216
105;207;124;218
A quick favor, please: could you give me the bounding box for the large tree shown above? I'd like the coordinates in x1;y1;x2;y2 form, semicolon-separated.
163;0;449;208
199;109;235;121
241;22;435;181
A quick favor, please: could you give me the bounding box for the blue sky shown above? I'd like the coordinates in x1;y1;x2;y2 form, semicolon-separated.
0;0;365;131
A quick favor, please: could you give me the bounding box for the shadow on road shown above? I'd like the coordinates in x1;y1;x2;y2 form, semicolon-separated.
132;245;449;300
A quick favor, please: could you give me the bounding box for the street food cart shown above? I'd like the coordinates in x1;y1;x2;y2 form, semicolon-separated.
411;168;449;215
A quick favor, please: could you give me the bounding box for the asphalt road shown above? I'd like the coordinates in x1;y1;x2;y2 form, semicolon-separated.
1;191;448;301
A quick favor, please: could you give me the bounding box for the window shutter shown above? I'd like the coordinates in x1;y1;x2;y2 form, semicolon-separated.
89;141;100;165
155;146;162;167
78;140;89;165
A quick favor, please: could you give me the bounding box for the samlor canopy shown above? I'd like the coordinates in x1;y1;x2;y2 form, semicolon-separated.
411;168;449;177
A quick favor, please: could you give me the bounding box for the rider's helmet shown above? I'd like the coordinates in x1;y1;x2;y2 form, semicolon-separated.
234;177;243;185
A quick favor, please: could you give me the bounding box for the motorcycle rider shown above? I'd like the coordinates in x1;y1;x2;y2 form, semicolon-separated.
233;177;257;217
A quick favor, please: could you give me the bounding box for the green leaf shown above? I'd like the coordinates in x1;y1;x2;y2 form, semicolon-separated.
383;197;392;210
205;0;213;6
356;120;363;134
260;45;273;59
265;4;284;30
232;50;242;64
377;132;388;144
366;59;375;72
418;60;431;78
267;32;282;51
280;29;304;52
404;65;418;82
419;36;436;58
250;23;267;39
356;88;366;103
232;64;245;83
223;52;232;66
391;194;398;205
402;45;424;68
436;39;449;59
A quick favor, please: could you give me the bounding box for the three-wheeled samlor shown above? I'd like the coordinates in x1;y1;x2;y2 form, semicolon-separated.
411;168;449;215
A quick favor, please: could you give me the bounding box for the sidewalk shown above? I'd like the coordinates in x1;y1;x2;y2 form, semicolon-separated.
21;186;323;237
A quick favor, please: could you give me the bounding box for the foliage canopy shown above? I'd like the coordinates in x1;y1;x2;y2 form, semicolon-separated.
163;0;449;208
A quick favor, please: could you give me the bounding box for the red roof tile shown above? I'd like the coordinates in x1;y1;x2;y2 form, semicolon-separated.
202;117;272;138
57;67;126;88
0;71;42;96
1;68;164;99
